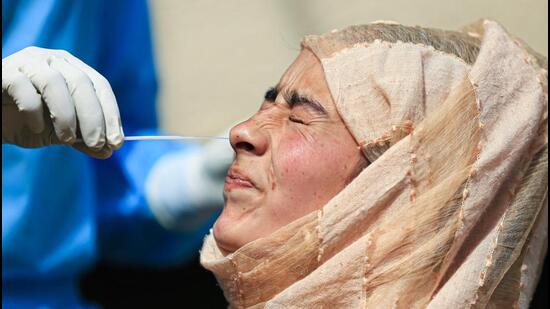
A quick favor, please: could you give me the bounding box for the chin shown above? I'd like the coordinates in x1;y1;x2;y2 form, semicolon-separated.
213;197;267;254
212;215;241;255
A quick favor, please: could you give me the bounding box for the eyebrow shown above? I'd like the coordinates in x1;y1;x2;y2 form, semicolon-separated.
264;85;328;115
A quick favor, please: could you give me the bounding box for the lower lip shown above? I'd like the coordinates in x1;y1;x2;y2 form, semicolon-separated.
225;176;255;190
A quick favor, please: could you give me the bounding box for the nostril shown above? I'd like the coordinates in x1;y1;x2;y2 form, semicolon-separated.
236;141;255;152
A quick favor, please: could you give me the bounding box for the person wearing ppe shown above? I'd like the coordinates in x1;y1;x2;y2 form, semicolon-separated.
2;0;232;308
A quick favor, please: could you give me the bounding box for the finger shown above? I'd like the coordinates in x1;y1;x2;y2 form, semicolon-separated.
59;51;124;149
72;142;113;159
2;65;45;133
20;61;77;144
49;56;106;150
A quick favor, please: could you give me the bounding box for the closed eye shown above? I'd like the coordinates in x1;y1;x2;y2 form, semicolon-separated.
289;115;306;125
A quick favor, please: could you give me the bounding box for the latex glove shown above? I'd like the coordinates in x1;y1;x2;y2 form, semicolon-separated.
2;46;124;158
146;131;234;231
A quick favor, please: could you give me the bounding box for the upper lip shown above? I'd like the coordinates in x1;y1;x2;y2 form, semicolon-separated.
226;167;257;189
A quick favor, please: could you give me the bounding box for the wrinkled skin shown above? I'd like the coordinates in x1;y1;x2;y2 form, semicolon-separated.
213;49;367;254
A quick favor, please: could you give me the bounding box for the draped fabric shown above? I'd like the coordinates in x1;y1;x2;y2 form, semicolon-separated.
201;20;548;308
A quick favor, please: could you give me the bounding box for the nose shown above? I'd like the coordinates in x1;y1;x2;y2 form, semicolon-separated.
229;118;268;156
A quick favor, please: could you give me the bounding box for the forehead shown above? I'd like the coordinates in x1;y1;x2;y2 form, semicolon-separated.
278;49;331;97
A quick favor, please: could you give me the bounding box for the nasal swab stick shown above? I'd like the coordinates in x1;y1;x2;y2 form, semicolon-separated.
75;135;229;143
123;135;229;141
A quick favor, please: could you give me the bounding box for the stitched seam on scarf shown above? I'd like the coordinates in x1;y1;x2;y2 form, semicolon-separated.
519;190;548;305
456;77;483;309
316;209;325;263
508;31;548;154
428;76;483;303
459;30;548;301
408;121;418;203
319;39;471;69
357;121;414;161
469;215;505;308
470;161;547;308
362;234;373;308
228;256;245;309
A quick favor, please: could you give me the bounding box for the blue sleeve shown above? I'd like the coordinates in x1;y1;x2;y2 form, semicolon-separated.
92;0;217;266
2;0;213;270
93;0;158;132
2;0;104;285
94;135;219;267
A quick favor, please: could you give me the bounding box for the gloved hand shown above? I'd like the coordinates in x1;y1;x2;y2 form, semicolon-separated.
2;46;124;158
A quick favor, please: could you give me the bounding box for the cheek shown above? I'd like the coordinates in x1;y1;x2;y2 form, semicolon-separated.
273;133;349;209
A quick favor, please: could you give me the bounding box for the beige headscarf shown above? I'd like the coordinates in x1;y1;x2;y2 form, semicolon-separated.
201;20;548;308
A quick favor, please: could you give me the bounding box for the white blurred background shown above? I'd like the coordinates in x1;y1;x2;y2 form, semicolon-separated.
149;0;548;136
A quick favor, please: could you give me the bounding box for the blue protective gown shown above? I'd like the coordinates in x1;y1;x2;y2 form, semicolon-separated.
2;0;218;307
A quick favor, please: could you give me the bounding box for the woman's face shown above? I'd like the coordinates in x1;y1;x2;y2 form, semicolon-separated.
213;49;367;254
